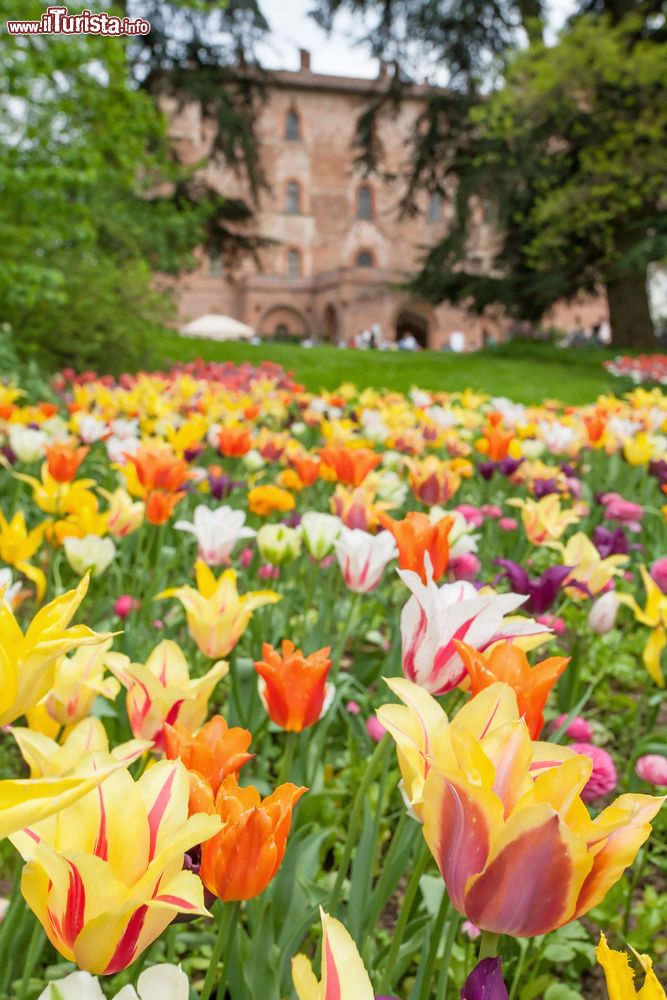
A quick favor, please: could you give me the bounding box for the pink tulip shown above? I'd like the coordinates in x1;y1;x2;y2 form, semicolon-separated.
600;492;643;531
114;594;139;618
480;504;502;519
635;754;667;787
449;553;481;582
498;517;517;531
346;700;361;716
239;547;254;568
536;613;566;635
258;564;280;580
552;714;593;741
366;716;387;742
569;742;617;803
650;557;667;594
456;504;484;527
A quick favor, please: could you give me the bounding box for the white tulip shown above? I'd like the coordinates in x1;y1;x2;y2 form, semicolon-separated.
334;527;397;593
64;535;116;577
587;590;620;635
8;425;47;463
300;512;341;560
38;964;189;1000
175;504;255;565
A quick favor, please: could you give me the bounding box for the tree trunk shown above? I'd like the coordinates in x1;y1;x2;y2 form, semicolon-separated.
606;255;655;351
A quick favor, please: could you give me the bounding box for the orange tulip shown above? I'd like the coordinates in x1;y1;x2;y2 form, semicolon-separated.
218;425;252;457
200;775;306;901
125;445;192;495
319;446;381;486
455;639;570;738
406;455;462;506
254;640;333;732
289;452;321;486
163;715;254;814
247;485;295;517
477;412;515;462
145;490;186;525
45;442;89;483
378;511;453;584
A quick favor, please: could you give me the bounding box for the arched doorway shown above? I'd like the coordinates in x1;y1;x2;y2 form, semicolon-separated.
259;305;309;340
396;310;430;349
323;304;338;343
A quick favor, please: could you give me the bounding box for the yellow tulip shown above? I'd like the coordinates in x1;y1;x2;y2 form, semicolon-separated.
107;638;228;744
292;908;374;1000
41;638;120;726
10;757;221;973
101;487;145;537
597;933;665;999
507;495;581;545
0;510;47;601
618;566;667;687
14;465;98;516
624;433;654;466
10;716;149;777
553;532;627;599
0;575;110;727
157;561;280;659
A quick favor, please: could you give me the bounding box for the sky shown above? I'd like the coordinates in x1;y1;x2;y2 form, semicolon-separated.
258;0;578;78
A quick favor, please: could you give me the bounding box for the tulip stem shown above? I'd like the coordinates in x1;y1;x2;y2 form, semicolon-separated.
434;911;461;1000
378;840;431;994
478;931;500;961
277;730;298;784
200;900;239;1000
17;919;44;1000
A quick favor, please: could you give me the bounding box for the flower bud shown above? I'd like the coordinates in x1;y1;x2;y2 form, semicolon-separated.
257;524;302;566
587;590;620;635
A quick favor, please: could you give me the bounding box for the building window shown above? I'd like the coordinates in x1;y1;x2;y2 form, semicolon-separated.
428;191;443;224
356;184;374;220
287;248;302;277
285;180;301;215
207;246;222;276
356;250;375;268
285;108;301;141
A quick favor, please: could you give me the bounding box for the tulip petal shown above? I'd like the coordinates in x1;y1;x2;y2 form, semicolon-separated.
464;805;593;936
321;910;375;1000
423;770;502;912
643;627;666;688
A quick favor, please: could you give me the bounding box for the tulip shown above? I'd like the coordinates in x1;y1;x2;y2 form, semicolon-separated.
0;574;109;727
568;742;618;803
460;958;509;1000
377;678;572;821
102;487;145;537
456;641;569;738
37;963;189;1000
406;455;462;505
599;492;644;531
217;424;253;457
617;565;667;687
319;446;381;486
366;716;387;742
10;716;149;777
243;448;266;471
593;524;630;558
11;758;221;973
247;484;295;516
0;509;47;601
13;466;98;516
257;523;303;565
158;561;280;659
555;533;627;599
0;567;21;608
330;484;385;531
43;637;120;726
334;526;397;593
494;560;572;615
635;754;667;787
596;933;666;999
7;425;48;463
477;412;516;462
421;719;664;936
107;639;228;745
300;511;342;559
650;557;667;594
379;511;454;584
45;441;89;483
507;495;581;545
200;774;306;901
292;908;375;1000
163;715;253;812
175;504;256;565
587;591;620;635
254;640;333;732
289;451;321;486
64;534;116;577
398;557;550;694
114;594;139;618
551;714;593;741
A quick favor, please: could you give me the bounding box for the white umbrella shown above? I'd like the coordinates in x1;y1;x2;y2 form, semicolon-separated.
180;314;255;341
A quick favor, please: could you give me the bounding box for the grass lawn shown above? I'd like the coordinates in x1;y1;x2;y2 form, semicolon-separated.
156;332;622;405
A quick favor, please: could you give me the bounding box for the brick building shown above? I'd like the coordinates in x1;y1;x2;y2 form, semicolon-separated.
171;52;607;350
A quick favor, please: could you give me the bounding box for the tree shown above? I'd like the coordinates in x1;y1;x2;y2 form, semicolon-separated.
314;0;667;346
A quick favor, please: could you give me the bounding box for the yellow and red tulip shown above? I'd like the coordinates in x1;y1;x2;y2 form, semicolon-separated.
292;908;375;1000
617;565;667;687
10;757;221;974
157;561;280;660
107;639;228;745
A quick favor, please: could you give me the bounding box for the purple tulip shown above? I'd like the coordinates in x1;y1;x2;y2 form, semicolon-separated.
592;525;629;558
494;560;572;614
461;958;509;999
649;459;667;485
477;461;496;480
497;457;522;476
209;472;242;500
533;478;560;498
